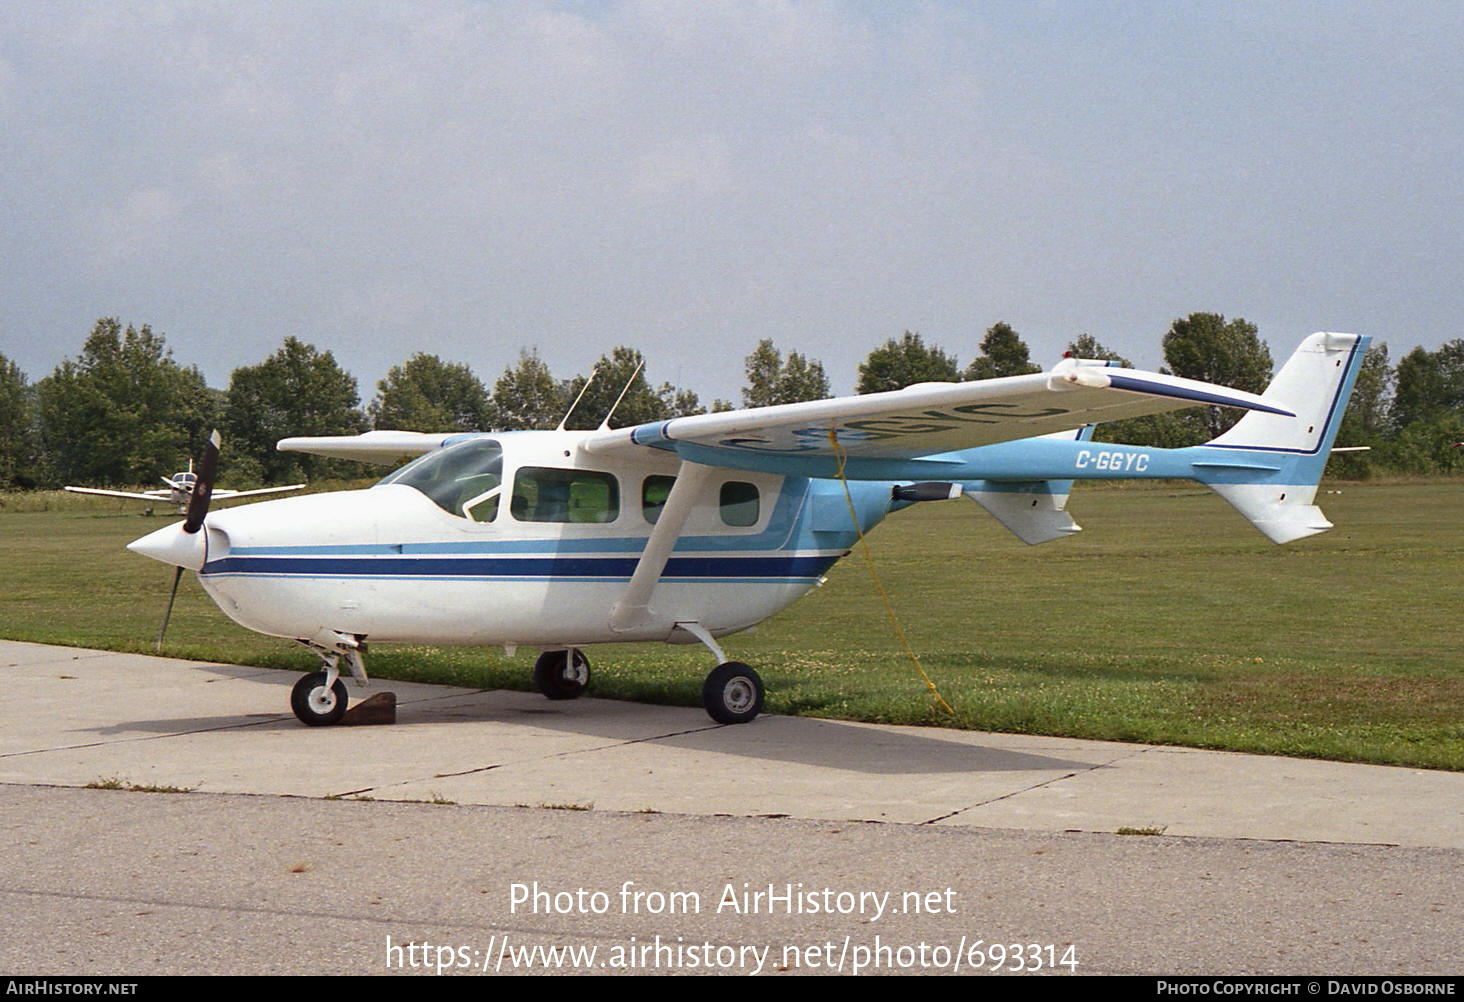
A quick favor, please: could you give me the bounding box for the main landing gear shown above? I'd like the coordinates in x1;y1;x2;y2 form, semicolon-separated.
534;648;591;700
528;645;763;723
679;621;765;725
701;661;764;724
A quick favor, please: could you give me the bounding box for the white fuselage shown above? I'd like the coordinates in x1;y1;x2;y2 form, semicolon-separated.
174;432;857;651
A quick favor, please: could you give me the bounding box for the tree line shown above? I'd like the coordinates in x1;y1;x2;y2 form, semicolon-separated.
1;313;1459;489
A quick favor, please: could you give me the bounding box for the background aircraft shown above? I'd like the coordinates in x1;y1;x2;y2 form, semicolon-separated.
126;332;1369;727
66;465;303;513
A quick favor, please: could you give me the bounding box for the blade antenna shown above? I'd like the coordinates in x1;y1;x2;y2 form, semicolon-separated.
598;360;644;431
555;367;598;432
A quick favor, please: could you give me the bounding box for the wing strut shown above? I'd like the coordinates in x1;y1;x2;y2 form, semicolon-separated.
609;460;718;632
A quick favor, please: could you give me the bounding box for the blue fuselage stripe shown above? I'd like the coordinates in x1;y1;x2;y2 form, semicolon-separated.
202;553;841;580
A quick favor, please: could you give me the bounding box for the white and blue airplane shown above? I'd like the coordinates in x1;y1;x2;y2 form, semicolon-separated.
127;332;1369;727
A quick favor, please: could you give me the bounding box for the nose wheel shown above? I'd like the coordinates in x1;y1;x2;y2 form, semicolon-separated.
291;636;368;726
291;672;349;726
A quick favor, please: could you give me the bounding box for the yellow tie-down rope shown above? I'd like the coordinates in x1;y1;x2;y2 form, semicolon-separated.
828;426;954;717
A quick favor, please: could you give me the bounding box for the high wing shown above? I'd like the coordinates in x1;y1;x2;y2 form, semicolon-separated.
277;429;468;465
276;360;1289;473
64;486;173;502
580;358;1290;474
211;484;307;500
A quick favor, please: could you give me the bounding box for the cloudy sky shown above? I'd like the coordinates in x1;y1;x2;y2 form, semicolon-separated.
3;1;1461;407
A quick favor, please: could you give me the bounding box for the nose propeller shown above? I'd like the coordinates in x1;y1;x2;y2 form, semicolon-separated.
156;430;220;652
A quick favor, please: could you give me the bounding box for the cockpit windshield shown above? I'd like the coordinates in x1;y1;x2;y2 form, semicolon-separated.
377;438;503;522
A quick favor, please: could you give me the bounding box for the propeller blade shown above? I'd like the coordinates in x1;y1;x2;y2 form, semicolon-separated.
156;566;184;652
183;430;221;534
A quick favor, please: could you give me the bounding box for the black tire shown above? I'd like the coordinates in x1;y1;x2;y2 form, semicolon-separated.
290;671;349;726
702;661;763;724
534;649;590;700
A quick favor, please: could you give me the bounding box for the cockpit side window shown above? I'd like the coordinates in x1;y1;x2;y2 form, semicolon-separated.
377;439;503;521
512;467;620;523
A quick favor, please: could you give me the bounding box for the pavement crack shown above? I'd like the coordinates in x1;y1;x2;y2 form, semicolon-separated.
919;746;1156;825
433;764;503;779
920;770;1082;825
331;723;719;800
0;717;286;758
473;723;722;764
0;885;585;940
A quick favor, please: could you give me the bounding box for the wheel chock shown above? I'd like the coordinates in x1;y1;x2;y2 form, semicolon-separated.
341;691;396;726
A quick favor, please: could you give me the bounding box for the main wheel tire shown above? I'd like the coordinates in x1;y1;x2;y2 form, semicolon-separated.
702;661;764;724
534;649;590;700
290;671;349;727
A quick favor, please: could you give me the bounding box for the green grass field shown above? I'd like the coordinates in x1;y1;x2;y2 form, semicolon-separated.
2;480;1460;769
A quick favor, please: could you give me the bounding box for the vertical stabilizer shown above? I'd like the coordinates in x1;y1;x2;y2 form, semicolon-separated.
1196;332;1370;543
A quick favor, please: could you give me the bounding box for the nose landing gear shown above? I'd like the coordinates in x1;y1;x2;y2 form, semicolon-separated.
291;633;369;726
290;672;349;726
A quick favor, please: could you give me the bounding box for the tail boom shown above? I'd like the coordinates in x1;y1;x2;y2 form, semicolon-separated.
956;332;1370;545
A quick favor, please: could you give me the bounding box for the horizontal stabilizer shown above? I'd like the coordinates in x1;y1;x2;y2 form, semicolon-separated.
964;485;1082;545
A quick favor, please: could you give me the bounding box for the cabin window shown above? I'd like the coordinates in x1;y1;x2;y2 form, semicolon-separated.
719;481;759;527
511;467;620;523
377;438;502;522
642;475;675;524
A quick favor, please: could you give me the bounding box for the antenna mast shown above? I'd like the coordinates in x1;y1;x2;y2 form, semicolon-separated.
555;367;598;432
598;360;645;431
